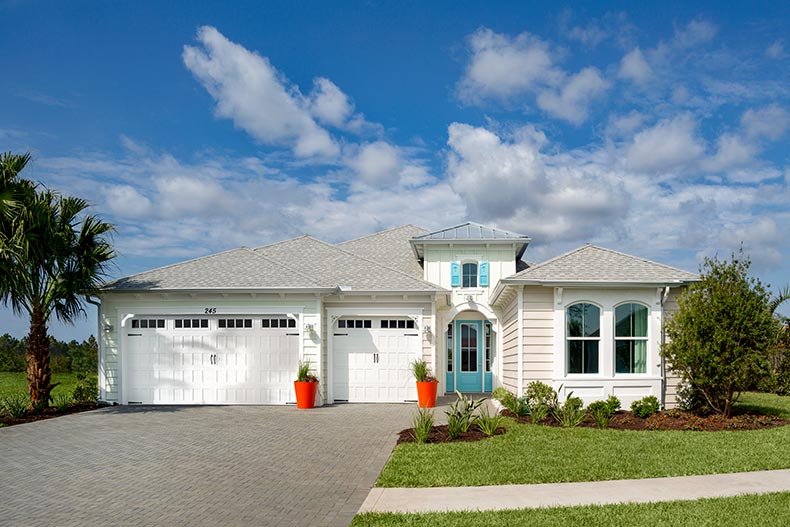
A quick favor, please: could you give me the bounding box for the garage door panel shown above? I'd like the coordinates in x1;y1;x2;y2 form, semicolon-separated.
125;316;299;405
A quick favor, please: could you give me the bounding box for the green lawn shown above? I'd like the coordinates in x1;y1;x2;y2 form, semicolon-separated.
352;492;790;527
0;372;94;398
377;392;790;488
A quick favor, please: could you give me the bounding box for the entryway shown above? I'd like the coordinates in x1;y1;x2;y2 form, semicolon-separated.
445;318;493;393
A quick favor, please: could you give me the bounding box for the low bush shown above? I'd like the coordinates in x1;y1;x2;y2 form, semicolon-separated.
476;406;504;436
504;395;530;417
587;396;621;429
631;395;661;418
552;394;586;428
411;407;434;444
1;393;29;418
71;373;98;405
445;391;485;438
525;381;558;411
52;393;72;412
491;387;511;403
530;402;549;424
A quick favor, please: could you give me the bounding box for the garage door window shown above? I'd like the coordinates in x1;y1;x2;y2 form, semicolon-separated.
218;318;253;328
262;318;296;328
338;319;372;329
131;319;165;329
380;319;416;329
174;319;209;329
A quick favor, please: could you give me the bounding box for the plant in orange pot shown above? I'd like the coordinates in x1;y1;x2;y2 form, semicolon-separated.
412;359;438;408
294;359;319;409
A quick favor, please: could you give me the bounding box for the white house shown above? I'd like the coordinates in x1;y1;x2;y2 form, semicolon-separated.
96;222;698;407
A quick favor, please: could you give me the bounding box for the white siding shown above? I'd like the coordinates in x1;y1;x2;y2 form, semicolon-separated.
499;289;519;394
522;286;555;385
423;245;517;306
663;287;684;409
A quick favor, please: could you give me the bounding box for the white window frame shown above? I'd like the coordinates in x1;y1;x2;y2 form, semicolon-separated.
613;301;650;375
565;301;602;375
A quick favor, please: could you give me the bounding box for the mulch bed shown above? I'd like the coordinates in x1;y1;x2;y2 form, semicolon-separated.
0;402;100;428
500;408;790;431
397;424;507;444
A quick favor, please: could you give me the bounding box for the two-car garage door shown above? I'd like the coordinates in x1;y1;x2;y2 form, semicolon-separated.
124;316;299;405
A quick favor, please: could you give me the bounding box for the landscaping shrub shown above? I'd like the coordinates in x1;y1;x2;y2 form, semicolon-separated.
662;250;780;417
476;406;504;436
631;395;660;418
410;359;436;382
71;373;98;404
1;393;29;418
411;407;434;444
491;387;511;403
296;360;318;383
552;394;586;428
504;395;531;417
445;391;485;436
587;396;621;429
525;381;558;411
53;393;72;412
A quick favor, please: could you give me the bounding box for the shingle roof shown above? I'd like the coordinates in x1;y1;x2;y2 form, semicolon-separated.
337;224;427;278
254;235;445;292
102;248;326;291
413;221;529;241
506;244;699;284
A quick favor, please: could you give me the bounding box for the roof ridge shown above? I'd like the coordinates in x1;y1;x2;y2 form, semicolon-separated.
252;234;314;252
303;235;445;290
241;248;327;288
413;221;528;240
584;244;698;276
103;247;250;284
336;224;428;246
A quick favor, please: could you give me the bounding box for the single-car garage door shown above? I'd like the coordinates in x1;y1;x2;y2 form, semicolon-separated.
332;317;420;402
124;315;299;404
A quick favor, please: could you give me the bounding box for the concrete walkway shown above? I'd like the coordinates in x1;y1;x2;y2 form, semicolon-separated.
359;469;790;514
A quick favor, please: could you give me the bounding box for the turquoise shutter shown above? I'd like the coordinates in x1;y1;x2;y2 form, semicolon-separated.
479;261;489;286
450;261;461;287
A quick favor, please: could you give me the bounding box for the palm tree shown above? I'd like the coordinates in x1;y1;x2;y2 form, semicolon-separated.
770;285;790;315
0;152;115;410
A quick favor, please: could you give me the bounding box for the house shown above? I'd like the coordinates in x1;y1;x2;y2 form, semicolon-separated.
96;222;698;407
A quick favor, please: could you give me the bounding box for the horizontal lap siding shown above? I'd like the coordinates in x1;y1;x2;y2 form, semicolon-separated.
663;288;684;408
522;286;554;385
500;291;519;394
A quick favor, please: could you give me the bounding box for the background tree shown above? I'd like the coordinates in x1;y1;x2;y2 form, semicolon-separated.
662;249;780;417
0;152;115;410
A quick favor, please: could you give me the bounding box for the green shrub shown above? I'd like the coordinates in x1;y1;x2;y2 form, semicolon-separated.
491;387;511;402
444;391;485;436
587;396;621;429
631;395;660;418
476;406;504;436
1;393;30;418
552;394;586;428
446;412;463;439
53;393;72;412
530;402;549;424
71;373;98;404
525;381;558;412
504;395;530;417
410;359;436;382
410;407;434;444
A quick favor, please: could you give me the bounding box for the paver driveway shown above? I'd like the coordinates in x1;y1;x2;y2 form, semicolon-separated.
0;403;414;527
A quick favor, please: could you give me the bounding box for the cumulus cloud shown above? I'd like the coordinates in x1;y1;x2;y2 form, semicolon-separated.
626;115;705;172
182;26;338;158
741;105;790;140
618;48;653;84
701;134;757;173
536;67;609;125
309;77;354;128
345;141;402;185
672;19;718;49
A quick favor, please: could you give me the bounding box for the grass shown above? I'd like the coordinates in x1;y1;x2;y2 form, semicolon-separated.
352;492;790;526
377;392;790;488
0;372;94;398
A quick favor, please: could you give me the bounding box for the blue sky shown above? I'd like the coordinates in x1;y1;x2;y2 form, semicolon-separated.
1;0;789;340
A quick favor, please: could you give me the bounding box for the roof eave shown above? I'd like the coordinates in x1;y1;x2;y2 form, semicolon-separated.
98;286;338;294
498;278;699;288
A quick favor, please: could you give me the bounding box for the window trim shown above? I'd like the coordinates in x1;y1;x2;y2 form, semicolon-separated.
461;261;479;289
613;301;650;375
565;301;602;375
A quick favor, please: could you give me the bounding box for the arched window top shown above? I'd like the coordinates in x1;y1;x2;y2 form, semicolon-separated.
566;302;600;338
615;303;648;338
462;262;478;288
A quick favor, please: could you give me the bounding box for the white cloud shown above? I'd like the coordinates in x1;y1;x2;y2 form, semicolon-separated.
606;111;645;138
104;185;153;219
626;115;705;172
672;19;718;49
566;22;608;47
345;141;402;185
536;67;609;125
741;105;790;140
309;77;354;128
457;28;562;102
182;26;338;158
618;48;653;85
702;134;757;173
766;39;785;59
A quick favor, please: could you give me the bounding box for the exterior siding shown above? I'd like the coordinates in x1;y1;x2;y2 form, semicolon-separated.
522;286;555;385
499;290;519;394
663;287;684;408
423;245;517;306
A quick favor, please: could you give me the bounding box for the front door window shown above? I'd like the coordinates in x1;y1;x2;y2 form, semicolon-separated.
460;323;478;372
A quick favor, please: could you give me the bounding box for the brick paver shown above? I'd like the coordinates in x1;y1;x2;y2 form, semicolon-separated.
0;403;413;527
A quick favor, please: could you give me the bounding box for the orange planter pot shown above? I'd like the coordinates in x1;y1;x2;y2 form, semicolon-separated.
294;381;318;409
416;380;439;408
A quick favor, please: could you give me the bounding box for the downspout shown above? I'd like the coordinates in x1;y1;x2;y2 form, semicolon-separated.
659;286;670;409
85;295;105;403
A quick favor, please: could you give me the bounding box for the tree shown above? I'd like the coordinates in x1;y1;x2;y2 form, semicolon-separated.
0;152;115;410
662;250;780;417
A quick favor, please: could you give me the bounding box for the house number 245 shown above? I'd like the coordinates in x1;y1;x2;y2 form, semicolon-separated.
204;307;217;314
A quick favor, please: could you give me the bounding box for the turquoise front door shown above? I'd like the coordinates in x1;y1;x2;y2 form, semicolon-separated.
455;320;483;392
